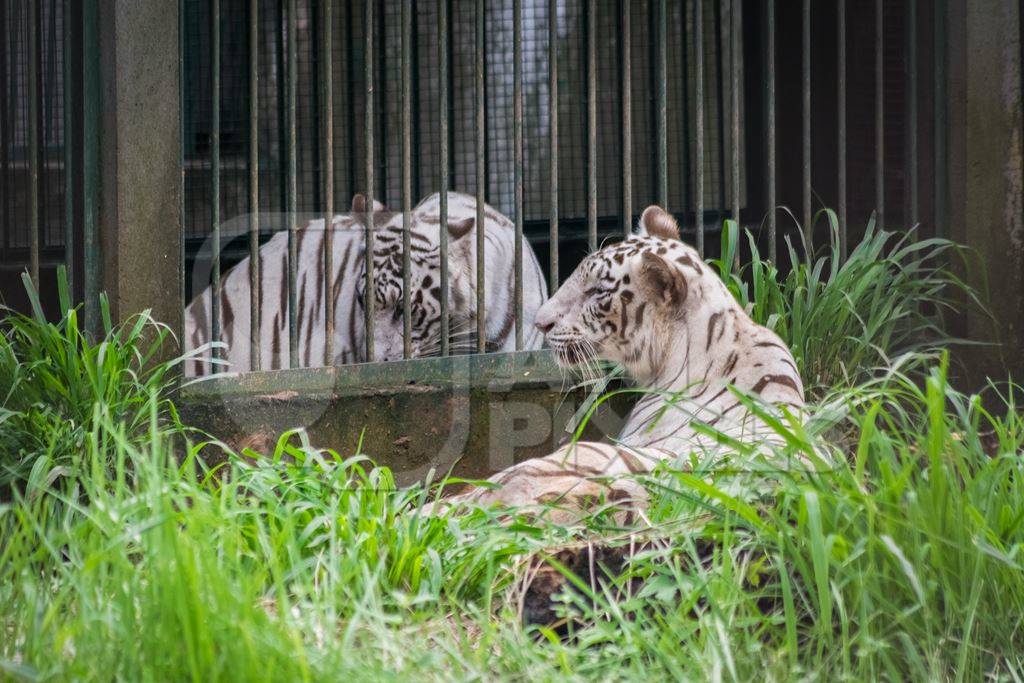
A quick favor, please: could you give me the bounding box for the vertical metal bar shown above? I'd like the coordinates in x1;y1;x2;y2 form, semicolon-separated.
364;0;376;362
934;0;946;239
211;0;222;353
376;0;387;201
694;0;705;256
322;0;333;365
249;0;261;369
179;0;186;354
730;0;740;241
875;0;884;227
837;0;848;259
411;0;422;200
402;0;413;358
586;0;596;252
656;0;667;208
82;0;100;335
513;0;523;350
907;0;918;226
548;0;559;289
344;1;356;197
28;0;39;288
621;0;632;235
438;0;449;356
476;0;486;352
287;0;298;366
765;0;776;264
802;0;812;247
0;1;8;263
63;0;74;297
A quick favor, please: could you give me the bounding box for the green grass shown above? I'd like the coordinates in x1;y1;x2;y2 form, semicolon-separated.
1;237;1021;680
711;212;981;394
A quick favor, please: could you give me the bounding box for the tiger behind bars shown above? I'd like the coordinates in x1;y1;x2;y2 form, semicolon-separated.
184;192;548;376
438;204;805;523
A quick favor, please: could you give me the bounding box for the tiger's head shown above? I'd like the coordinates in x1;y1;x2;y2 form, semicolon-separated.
534;205;735;382
351;194;477;362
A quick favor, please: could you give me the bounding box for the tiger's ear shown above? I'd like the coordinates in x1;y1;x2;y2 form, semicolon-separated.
638;251;687;312
350;193;387;215
637;205;680;241
447;216;475;240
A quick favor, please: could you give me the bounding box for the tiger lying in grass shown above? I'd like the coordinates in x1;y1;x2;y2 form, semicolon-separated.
434;205;805;625
439;204;804;522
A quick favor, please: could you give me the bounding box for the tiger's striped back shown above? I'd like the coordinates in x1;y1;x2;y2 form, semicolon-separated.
184;215;365;377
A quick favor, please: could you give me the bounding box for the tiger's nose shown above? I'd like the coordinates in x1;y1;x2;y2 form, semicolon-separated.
534;301;559;334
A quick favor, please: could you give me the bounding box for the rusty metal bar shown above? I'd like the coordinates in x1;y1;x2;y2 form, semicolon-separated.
28;0;39;288
322;0;334;365
286;0;298;366
656;0;667;208
63;0;74;297
586;0;597;252
907;0;918;226
438;0;450;356
514;0;524;349
621;0;632;235
875;0;884;227
402;0;413;358
802;0;812;246
548;0;558;290
364;0;376;361
211;0;222;354
838;0;848;259
249;0;261;370
694;0;705;256
765;0;776;263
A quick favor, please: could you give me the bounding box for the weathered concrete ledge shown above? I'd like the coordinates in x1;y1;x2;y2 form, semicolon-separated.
179;350;636;486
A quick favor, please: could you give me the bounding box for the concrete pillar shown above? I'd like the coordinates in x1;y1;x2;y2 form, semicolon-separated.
949;0;1024;385
94;0;182;341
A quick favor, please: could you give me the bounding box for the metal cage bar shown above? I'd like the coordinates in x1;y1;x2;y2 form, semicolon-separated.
656;0;667;209
934;0;947;240
210;0;222;354
249;0;261;370
286;0;299;366
765;0;776;263
364;0;376;362
875;0;884;227
837;0;848;259
586;0;597;253
802;0;812;246
548;0;559;290
401;0;413;359
475;0;486;353
322;0;334;365
621;0;632;236
729;0;740;266
28;0;39;288
438;0;450;357
694;0;705;256
63;0;73;298
513;0;524;350
907;0;919;226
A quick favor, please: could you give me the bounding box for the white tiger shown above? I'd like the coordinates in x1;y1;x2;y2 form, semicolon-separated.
184;192;547;375
438;205;805;523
